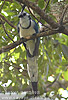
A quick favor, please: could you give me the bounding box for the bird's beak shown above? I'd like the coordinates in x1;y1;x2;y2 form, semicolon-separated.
18;13;23;18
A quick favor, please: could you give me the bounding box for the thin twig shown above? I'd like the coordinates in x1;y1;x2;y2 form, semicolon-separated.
46;73;61;88
0;13;16;29
0;0;5;12
28;7;51;30
28;8;42;23
59;4;68;25
2;23;15;43
0;18;5;24
44;0;50;12
4;61;28;76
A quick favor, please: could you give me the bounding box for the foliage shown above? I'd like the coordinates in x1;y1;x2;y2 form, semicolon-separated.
0;0;68;99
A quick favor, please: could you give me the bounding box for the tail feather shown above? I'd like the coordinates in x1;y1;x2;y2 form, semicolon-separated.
32;82;38;96
27;56;38;96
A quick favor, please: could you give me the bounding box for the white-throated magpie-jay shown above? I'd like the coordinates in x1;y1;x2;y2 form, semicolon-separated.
17;10;40;96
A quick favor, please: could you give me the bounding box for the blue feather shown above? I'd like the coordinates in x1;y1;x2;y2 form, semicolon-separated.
33;20;39;33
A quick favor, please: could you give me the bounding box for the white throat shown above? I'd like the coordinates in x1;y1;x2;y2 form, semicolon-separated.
20;18;30;28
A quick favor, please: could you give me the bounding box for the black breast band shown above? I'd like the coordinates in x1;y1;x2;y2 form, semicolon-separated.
20;20;31;29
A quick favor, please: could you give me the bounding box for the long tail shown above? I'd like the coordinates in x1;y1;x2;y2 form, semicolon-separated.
27;56;38;96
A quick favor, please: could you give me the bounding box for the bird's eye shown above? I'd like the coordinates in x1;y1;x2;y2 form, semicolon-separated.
23;13;26;16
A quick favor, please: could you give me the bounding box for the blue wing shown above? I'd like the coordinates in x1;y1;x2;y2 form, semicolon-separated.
32;20;40;57
26;20;40;57
33;20;39;33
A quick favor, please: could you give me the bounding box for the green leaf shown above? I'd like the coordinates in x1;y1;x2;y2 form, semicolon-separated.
0;53;5;62
46;4;51;13
38;0;44;9
63;71;68;81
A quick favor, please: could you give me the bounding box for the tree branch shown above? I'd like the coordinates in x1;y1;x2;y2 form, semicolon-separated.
2;23;15;43
0;17;5;24
0;30;58;54
28;8;48;27
0;25;68;54
4;61;28;76
44;0;50;11
0;14;16;29
45;80;68;92
59;4;68;25
16;0;68;35
1;0;68;35
16;0;59;28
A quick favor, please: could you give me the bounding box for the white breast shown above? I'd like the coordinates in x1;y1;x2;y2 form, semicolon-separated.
19;20;35;38
19;20;36;55
20;27;35;38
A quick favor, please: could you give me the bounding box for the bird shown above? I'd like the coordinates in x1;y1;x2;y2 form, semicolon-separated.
17;9;40;96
